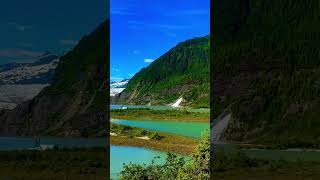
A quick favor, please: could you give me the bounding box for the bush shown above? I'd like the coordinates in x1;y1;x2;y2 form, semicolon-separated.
119;129;210;179
149;132;162;140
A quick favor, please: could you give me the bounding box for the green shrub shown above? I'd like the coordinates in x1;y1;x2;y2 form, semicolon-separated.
119;129;210;180
149;132;162;140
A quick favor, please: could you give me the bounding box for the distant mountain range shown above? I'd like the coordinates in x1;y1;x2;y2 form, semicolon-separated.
0;53;59;84
0;21;108;137
0;53;59;110
110;79;129;96
113;36;210;108
110;79;129;88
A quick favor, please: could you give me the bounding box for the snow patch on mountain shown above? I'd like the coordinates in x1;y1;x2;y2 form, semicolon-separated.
0;53;60;109
0;54;59;84
110;79;129;96
171;97;184;107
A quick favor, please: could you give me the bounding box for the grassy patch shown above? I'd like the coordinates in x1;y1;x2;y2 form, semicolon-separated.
0;147;107;180
212;150;320;180
110;123;198;154
110;108;209;122
111;123;162;140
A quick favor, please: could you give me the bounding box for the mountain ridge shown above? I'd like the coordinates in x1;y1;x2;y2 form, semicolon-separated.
0;53;59;84
114;35;210;108
110;79;129;97
212;0;320;148
0;21;109;137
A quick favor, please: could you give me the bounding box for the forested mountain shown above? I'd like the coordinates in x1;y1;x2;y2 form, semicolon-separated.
212;0;320;148
114;36;210;108
0;21;109;137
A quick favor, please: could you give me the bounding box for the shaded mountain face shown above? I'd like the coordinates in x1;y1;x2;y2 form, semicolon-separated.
0;21;109;137
0;53;59;84
114;36;210;108
212;0;320;147
0;84;49;110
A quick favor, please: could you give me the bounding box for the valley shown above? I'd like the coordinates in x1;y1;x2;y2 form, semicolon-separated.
110;36;210;179
0;1;108;179
0;21;109;179
110;105;209;178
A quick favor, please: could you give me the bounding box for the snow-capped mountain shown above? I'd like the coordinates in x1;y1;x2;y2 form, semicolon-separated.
0;52;60;109
0;53;59;84
110;79;129;96
111;79;129;88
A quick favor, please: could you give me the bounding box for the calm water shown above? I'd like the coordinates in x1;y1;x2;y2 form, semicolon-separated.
0;136;106;150
110;104;208;179
110;145;167;179
110;104;210;113
111;104;174;110
112;119;209;138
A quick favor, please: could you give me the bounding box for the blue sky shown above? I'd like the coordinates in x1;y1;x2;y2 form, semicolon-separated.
111;0;210;81
0;0;108;65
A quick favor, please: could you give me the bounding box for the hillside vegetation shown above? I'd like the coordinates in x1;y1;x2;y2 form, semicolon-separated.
0;21;109;137
115;36;210;108
212;0;320;147
0;148;107;179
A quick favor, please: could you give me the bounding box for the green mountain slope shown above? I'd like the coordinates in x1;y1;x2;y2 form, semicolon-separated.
0;21;109;137
213;0;320;148
115;36;210;108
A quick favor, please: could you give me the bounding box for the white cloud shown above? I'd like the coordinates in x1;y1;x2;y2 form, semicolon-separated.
144;58;154;63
